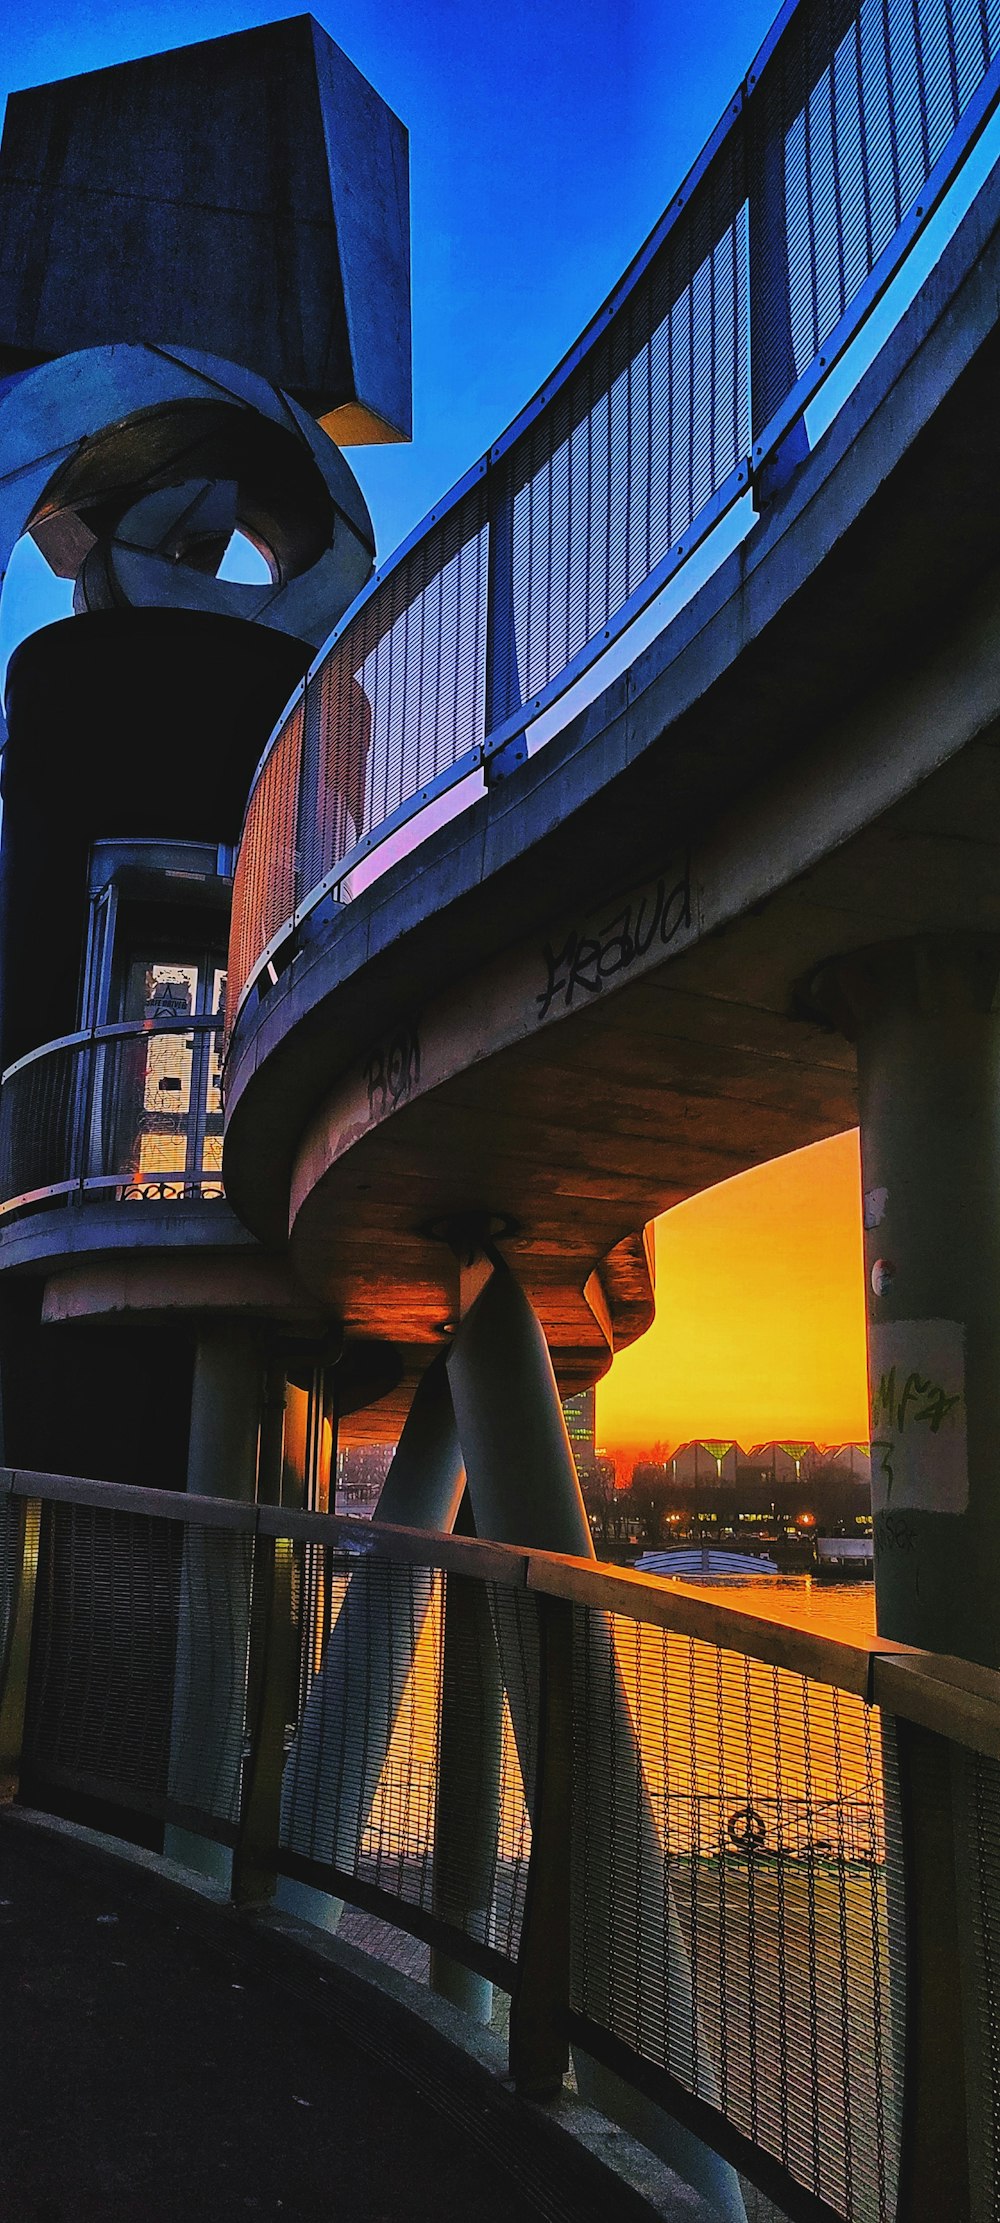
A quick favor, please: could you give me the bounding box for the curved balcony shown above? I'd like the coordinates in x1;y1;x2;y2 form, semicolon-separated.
0;1019;225;1221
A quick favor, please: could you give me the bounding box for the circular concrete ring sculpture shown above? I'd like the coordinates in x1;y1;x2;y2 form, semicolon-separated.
0;342;375;651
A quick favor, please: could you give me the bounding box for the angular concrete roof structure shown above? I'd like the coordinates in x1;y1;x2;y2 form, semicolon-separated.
0;16;411;442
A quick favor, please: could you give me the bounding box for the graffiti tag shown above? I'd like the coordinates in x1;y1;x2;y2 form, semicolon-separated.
537;861;692;1023
364;1024;421;1121
868;1319;968;1516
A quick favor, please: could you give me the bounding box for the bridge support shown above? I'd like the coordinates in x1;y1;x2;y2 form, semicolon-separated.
816;936;1000;1665
370;1348;467;1533
815;937;1000;2219
447;1254;747;2223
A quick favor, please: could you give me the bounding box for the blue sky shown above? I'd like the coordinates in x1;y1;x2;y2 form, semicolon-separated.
0;0;779;661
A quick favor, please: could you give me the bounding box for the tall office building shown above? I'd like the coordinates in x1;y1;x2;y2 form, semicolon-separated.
563;1387;597;1481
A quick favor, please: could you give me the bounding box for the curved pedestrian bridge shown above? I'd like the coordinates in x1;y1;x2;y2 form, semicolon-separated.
222;0;1000;1436
7;3;1000;2219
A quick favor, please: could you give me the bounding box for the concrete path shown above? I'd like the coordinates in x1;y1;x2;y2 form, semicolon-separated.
0;1811;704;2223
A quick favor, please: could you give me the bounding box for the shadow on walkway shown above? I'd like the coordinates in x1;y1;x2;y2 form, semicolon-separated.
0;1812;683;2223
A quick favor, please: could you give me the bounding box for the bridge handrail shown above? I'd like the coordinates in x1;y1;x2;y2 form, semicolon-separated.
1;1458;996;1736
226;0;1000;1034
0;1455;994;1723
1;1462;998;2220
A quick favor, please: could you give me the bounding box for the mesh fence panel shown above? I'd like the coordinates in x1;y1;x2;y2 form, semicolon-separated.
326;490;489;855
954;1744;1000;2222
750;0;1000;429
571;1610;905;2223
0;1492;21;1679
280;1554;535;1973
228;702;305;1018
169;1521;254;1831
0;1044;83;1202
227;491;489;1022
23;1502;251;1839
491;131;749;724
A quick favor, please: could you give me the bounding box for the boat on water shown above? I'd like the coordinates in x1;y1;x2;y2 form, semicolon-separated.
813;1535;874;1582
635;1546;779;1583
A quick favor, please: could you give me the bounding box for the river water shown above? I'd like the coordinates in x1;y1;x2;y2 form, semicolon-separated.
657;1574;877;1643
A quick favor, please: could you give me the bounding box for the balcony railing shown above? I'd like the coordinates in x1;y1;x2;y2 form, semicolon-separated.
0;1019;225;1220
1;1462;997;2221
226;0;1000;1032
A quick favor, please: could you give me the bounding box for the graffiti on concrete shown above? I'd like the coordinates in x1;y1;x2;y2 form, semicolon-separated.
537;860;692;1022
364;1024;421;1120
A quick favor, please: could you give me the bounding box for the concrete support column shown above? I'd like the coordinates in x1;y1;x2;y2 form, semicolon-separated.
414;1236;499;2024
186;1323;262;1502
815;937;1000;2216
446;1256;746;2223
817;936;1000;1663
446;1256;591;1556
168;1324;263;1880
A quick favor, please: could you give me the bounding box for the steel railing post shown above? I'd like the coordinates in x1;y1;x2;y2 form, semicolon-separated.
894;1716;973;2222
484;463;526;780
0;1495;41;1803
508;1591;574;2099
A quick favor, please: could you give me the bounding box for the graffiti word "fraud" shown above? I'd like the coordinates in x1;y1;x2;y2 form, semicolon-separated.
537;861;692;1022
869;1317;968;1515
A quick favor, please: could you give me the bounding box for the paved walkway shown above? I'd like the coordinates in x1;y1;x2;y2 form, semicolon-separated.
0;1812;693;2223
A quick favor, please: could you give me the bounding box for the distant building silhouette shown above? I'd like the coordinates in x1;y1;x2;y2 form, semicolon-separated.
625;1441;873;1552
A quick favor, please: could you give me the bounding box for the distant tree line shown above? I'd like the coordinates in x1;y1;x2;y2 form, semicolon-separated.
581;1455;870;1548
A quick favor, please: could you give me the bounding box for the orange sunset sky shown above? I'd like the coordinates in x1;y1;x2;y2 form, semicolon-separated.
596;1130;870;1459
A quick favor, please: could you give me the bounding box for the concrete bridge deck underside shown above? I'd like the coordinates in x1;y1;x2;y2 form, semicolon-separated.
224;158;1000;1438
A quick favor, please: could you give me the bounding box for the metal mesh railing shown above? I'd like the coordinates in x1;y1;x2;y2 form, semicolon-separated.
749;0;1000;434
280;1553;535;1977
572;1612;904;2222
0;1019;225;1218
487;125;749;731
21;1495;252;1841
0;1491;21;1689
955;1745;1000;2220
5;1466;1000;2219
226;0;1000;1027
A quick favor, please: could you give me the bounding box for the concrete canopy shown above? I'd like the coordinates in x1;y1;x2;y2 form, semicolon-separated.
0;17;411;443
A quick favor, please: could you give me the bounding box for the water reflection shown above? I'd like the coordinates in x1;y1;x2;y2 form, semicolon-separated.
658;1575;876;1643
